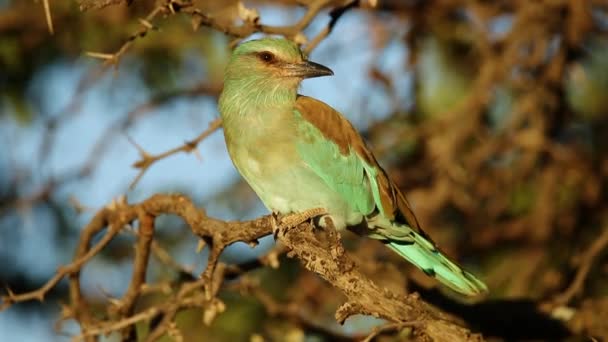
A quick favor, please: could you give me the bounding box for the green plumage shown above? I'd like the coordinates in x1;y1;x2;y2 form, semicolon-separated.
294;109;375;216
219;37;488;296
386;233;488;295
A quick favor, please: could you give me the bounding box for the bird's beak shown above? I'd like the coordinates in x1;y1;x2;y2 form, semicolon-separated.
284;60;334;78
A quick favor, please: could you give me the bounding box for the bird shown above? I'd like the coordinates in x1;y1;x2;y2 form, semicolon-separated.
218;37;488;296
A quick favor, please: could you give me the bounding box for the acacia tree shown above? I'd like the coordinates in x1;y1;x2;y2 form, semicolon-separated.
1;0;608;341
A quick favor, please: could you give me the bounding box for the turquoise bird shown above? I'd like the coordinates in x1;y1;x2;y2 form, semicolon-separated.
218;38;487;296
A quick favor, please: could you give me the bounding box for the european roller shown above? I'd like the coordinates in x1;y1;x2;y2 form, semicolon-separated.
218;37;487;296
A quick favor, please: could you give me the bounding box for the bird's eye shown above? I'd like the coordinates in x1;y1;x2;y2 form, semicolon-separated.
259;51;275;63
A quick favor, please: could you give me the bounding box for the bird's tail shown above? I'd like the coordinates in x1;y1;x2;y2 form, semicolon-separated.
385;229;488;296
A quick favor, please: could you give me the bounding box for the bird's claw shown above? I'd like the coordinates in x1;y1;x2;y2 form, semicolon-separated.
271;212;281;240
272;208;326;240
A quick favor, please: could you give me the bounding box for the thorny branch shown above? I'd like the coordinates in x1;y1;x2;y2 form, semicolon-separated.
1;194;482;341
86;0;359;66
0;81;221;216
128;117;223;189
85;4;166;67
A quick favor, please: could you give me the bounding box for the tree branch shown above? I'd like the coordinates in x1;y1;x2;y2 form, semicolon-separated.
2;194;483;341
549;225;608;307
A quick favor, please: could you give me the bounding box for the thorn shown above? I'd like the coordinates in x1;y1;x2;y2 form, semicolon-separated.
42;0;54;35
59;302;74;320
129;171;146;190
85;51;116;60
364;0;378;8
266;251;280;269
138;18;156;30
4;285;15;299
108;297;122;308
106;197;118;211
293;32;308;45
192;148;203;162
125;134;149;159
167;0;176;14
97;285;118;302
118;194;128;206
196;239;206;253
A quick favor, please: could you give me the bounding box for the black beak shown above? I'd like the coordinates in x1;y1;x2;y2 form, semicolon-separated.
284;60;334;78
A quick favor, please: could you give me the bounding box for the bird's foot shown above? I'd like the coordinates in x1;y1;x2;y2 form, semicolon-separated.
272;208;326;240
281;208;326;228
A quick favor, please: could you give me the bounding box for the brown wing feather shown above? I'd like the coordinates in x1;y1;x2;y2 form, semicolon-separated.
295;95;425;234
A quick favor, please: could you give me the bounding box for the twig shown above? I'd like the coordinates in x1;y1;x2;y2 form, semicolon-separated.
74;307;161;341
185;0;346;48
114;211;155;341
1;214;121;311
128;118;222;189
78;0;127;11
236;280;358;341
85;4;166;68
2;81;219;218
151;240;195;276
304;0;359;54
361;321;424;342
42;0;54;34
550;226;608;306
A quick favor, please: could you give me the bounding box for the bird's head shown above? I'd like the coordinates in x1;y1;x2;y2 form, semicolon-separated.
224;38;333;88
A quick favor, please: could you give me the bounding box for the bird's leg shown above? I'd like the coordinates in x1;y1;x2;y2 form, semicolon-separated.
272;208;326;239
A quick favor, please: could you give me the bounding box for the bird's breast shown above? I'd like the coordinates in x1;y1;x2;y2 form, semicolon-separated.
224;113;300;178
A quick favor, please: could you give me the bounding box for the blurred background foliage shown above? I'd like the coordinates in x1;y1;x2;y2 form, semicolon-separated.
1;0;608;341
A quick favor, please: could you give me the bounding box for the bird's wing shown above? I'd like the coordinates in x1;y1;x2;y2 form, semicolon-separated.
294;96;489;297
293;95;425;235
